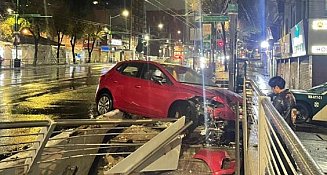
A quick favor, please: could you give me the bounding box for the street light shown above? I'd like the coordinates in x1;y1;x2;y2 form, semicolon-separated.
158;23;164;30
177;30;181;34
260;40;269;49
109;9;129;32
7;8;14;14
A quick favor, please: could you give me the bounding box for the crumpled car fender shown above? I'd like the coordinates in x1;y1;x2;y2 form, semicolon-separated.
193;149;235;175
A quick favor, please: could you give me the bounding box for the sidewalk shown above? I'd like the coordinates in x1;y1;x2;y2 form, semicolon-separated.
0;62;112;71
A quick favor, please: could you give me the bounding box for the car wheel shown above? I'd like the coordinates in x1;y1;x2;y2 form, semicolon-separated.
169;101;198;132
97;93;113;115
295;102;311;123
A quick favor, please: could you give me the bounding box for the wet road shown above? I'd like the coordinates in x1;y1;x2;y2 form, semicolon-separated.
0;63;115;121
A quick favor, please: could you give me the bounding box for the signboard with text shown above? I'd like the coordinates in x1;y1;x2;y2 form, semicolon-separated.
308;18;327;55
202;24;211;50
291;20;306;57
202;16;229;22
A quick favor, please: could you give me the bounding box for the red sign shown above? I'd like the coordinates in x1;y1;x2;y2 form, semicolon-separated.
217;39;224;47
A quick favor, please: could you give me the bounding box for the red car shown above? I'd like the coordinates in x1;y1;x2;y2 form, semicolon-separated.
95;60;242;125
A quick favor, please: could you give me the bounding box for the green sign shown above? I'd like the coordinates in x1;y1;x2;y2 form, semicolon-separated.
203;41;211;50
198;16;229;22
227;3;238;14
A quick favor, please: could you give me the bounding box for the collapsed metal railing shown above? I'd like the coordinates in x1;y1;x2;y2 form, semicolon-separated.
0;110;187;175
243;79;324;175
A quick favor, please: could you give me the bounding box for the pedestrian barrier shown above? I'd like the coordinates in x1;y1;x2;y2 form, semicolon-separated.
243;79;324;175
0;110;187;175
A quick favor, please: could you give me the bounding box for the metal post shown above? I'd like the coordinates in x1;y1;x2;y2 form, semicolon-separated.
147;27;150;59
242;79;248;174
14;0;19;67
235;102;240;175
129;0;133;51
109;16;112;33
228;1;238;91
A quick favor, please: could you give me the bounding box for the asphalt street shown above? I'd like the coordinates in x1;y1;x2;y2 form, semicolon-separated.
0;63;115;121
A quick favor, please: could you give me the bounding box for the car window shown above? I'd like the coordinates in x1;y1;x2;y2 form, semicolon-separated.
307;83;327;94
141;64;170;84
120;63;142;78
162;64;216;86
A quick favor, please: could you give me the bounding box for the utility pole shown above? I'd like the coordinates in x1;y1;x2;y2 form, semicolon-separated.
129;0;133;51
228;1;238;92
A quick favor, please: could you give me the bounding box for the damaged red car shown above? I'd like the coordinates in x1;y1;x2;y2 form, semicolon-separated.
95;60;242;126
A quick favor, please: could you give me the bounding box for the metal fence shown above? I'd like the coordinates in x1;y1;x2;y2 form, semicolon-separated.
0;110;187;175
243;79;324;175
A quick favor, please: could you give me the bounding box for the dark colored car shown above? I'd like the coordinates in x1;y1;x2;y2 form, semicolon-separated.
95;60;242;126
291;82;327;123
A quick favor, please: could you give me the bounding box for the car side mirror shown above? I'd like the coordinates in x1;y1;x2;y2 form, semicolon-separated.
152;75;166;85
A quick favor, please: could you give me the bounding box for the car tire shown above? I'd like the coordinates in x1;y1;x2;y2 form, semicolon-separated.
169;101;198;132
295;102;311;123
97;93;113;115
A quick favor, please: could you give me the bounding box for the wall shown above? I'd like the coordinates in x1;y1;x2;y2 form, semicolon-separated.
309;0;326;18
299;56;311;89
290;58;298;89
312;55;327;86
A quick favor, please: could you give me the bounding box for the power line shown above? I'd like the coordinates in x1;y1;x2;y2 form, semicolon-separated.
145;0;196;28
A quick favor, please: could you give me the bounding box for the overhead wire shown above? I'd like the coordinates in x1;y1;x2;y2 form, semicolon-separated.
145;0;196;28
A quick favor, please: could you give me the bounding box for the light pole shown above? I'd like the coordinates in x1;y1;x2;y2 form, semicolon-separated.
109;9;129;32
108;9;128;62
13;0;20;68
144;34;150;60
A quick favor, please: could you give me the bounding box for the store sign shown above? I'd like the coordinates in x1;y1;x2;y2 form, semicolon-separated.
111;39;122;46
202;24;211;50
312;19;327;30
308;19;327;55
312;46;327;54
291;21;306;57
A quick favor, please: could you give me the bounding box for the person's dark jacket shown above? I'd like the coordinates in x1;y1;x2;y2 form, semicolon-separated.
271;89;296;130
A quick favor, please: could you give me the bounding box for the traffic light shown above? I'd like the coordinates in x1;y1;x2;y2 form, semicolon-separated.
217;39;224;48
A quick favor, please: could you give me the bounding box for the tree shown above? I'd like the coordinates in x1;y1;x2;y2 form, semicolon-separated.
19;0;47;66
66;20;85;64
84;25;104;63
23;18;46;66
67;0;91;64
47;0;70;64
0;17;27;41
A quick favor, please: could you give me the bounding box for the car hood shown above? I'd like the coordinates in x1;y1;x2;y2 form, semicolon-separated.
180;83;242;102
290;89;307;94
290;89;319;95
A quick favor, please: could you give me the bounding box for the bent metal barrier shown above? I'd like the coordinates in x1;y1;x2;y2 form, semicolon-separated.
243;79;324;175
0;110;188;175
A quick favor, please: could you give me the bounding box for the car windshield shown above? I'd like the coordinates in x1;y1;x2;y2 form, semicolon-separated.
307;83;327;94
161;64;216;86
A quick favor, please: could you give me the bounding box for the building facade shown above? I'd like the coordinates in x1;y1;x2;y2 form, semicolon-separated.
271;0;327;89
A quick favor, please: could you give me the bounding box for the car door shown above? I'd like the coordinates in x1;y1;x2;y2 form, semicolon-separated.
118;62;144;113
133;63;177;118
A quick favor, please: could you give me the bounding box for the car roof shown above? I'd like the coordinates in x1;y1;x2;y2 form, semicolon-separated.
121;60;185;67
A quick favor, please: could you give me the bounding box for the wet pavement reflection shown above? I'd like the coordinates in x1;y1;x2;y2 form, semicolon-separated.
0;63;115;121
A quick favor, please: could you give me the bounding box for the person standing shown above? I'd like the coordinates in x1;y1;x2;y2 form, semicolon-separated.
268;76;297;174
268;76;297;130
